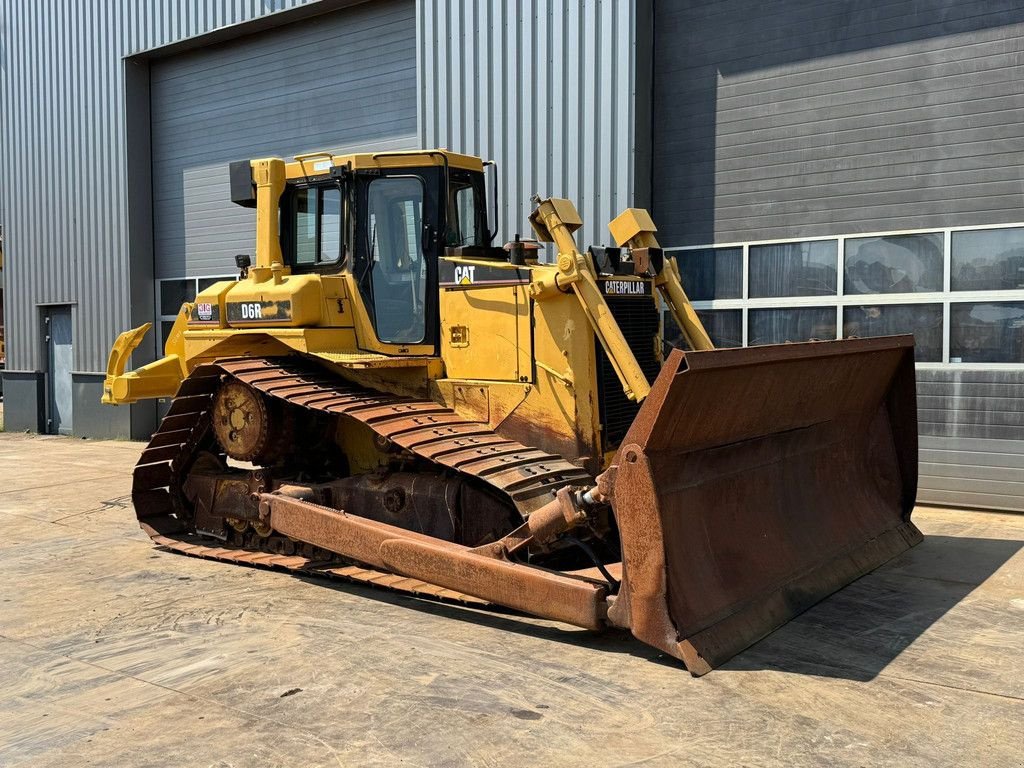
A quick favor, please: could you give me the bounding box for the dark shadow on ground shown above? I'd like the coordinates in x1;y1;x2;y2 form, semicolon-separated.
148;524;1024;676
277;533;1021;678
723;534;1022;680
289;569;672;666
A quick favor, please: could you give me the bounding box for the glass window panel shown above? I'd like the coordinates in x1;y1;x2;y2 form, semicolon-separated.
674;247;742;300
951;227;1024;291
665;309;742;349
366;176;426;344
449;183;479;247
844;232;943;294
402;199;421;258
295;188;318;265
950;301;1024;363
749;240;837;297
697;309;743;348
320;186;342;263
749;307;836;346
159;279;194;317
843;303;943;362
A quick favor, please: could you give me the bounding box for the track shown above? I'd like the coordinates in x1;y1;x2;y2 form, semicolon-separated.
130;356;593;604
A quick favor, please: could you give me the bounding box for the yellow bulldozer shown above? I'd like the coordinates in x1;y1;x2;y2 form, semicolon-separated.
103;149;921;674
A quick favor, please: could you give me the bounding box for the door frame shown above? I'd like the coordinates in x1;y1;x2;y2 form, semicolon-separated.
39;302;76;435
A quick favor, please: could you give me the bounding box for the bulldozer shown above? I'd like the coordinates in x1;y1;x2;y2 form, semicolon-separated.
103;149;921;674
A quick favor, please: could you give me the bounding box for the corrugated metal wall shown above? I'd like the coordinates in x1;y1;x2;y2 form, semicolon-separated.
0;0;319;373
652;0;1024;247
417;0;645;251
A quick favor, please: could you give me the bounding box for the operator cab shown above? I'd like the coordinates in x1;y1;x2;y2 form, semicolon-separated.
260;151;491;348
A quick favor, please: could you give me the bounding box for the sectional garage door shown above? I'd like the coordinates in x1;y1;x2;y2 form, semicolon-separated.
150;0;417;280
651;0;1024;511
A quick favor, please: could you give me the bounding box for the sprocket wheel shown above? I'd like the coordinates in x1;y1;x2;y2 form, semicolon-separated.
212;381;275;462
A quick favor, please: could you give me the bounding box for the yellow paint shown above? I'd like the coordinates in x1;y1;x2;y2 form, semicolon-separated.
529;198;651;402
609;207;715;352
102;149;673;475
163;301;191;363
440;284;530;382
220;272;322;327
283;149;483;179
101;300;194;404
433;273;604;470
334;417;390;475
251;157;287;269
608;207;658;247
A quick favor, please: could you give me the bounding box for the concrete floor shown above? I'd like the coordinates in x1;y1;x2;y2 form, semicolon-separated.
0;432;1022;767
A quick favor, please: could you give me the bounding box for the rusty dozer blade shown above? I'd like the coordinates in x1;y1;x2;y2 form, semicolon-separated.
604;335;921;675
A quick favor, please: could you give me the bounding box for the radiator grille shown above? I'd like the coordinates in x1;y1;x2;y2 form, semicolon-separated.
596;293;662;450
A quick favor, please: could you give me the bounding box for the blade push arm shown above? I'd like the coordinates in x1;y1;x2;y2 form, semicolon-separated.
609;208;714;352
528;197;652;403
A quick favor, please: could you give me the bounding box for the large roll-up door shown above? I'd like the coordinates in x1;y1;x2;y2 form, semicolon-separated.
150;0;417;280
917;369;1024;512
651;1;1024;512
651;1;1024;247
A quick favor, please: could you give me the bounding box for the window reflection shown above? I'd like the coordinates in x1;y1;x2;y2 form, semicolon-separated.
294;186;342;266
749;307;836;346
656;226;1024;365
843;304;942;362
951;228;1024;291
666;309;742;349
321;187;342;262
295;188;318;266
950;302;1024;363
844;233;943;294
749;240;837;297
366;176;426;344
449;183;480;247
675;247;742;301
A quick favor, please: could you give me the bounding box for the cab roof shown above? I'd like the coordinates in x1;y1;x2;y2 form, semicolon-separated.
282;148;483;180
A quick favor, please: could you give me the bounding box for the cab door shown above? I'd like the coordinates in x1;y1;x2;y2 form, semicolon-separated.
353;167;442;350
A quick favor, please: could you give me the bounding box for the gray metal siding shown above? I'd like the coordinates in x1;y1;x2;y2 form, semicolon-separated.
653;1;1024;247
917;369;1024;512
0;0;321;373
418;0;645;251
151;1;416;278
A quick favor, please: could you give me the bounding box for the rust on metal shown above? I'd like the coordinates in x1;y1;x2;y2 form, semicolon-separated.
215;357;593;514
605;336;922;673
129;366;488;605
266;494;607;629
130;337;921;674
211;380;274;461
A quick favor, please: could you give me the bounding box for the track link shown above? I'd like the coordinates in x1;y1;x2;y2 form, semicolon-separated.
131;356;593;604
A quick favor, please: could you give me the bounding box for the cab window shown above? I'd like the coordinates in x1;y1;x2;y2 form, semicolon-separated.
447;170;485;247
293;185;342;267
449;183;478;246
366;176;426;344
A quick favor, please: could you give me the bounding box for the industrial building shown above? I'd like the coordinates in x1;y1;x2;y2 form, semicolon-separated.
1;0;1022;511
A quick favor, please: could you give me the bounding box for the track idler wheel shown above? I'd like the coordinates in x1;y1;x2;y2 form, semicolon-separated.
212;381;285;464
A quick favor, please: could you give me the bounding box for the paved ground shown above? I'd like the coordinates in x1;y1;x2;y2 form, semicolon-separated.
0;431;1022;767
